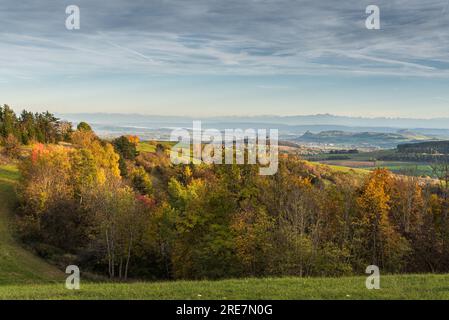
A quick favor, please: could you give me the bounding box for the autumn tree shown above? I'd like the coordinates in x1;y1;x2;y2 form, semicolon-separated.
2;134;21;158
355;169;410;272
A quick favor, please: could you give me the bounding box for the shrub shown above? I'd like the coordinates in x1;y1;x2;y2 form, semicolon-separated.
2;134;21;158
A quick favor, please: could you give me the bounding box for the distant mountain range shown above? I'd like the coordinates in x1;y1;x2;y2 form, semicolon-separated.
58;113;449;130
56;113;449;148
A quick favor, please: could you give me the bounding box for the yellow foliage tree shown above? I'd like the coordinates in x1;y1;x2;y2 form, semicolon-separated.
356;169;410;271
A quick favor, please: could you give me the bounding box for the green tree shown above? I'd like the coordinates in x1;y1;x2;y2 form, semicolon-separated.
113;136;138;160
0;105;18;139
77;121;92;132
129;166;153;195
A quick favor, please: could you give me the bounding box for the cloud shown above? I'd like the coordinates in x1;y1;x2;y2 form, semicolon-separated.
1;0;449;79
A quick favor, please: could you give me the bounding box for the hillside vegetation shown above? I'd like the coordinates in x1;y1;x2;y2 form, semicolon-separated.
3;106;449;295
16;133;449;281
0;164;63;284
398;140;449;154
2;160;449;300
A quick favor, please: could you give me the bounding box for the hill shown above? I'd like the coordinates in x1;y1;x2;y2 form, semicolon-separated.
0;148;447;300
296;130;435;148
0;164;63;285
397;140;449;154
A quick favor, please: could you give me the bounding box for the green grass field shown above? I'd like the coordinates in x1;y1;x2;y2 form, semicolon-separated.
1;274;449;299
137;141;157;153
1;163;449;300
137;141;175;153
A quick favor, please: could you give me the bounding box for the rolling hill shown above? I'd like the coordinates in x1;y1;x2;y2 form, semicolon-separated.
296;130;436;148
0;164;63;285
0;160;448;299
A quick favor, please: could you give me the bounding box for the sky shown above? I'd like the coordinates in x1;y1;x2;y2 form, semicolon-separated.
1;0;449;118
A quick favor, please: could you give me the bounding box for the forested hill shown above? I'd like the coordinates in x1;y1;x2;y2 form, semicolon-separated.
10;135;449;281
0;164;63;284
2;107;449;282
398;140;449;154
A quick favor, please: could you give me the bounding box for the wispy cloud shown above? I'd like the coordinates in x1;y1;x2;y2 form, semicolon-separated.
1;0;449;78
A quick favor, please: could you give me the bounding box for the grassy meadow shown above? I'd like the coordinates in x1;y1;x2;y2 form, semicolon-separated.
1;274;449;300
137;141;174;153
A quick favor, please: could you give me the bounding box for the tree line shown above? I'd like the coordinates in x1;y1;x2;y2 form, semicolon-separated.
14;126;449;280
0;104;72;148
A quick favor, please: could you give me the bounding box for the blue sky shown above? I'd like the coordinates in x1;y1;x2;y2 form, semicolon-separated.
1;0;449;117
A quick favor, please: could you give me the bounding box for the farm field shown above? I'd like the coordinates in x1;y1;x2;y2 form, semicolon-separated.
304;150;435;177
318;160;433;176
